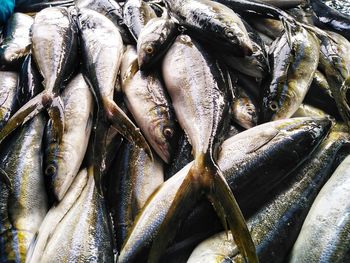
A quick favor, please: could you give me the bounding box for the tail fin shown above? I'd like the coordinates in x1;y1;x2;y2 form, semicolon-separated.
102;97;153;160
148;154;258;263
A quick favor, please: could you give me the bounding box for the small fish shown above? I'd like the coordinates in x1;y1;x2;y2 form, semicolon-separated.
0;13;33;70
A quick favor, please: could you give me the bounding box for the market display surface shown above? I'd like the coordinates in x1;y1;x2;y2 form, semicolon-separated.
0;0;349;262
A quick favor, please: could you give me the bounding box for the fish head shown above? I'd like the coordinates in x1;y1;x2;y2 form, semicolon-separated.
222;25;253;57
232;98;258;129
76;8;97;33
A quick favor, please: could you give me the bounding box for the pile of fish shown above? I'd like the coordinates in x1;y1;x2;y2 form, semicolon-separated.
0;0;350;262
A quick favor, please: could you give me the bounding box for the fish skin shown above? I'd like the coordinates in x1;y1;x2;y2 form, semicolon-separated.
123;0;157;40
188;123;347;263
0;114;48;262
43;73;93;202
38;168;115;263
289;152;350;263
164;0;253;56
118;117;331;263
137;15;178;70
0;13;33;70
0;71;18;130
261;22;320;122
292;104;328;118
121;45;178;164
0;7;78;145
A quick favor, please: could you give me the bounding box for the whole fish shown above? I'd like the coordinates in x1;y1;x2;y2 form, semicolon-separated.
121;45;178;163
318;31;350;126
17;55;43;106
164;0;253;56
0;71;18;130
0;13;33;70
118;117;331;263
159;34;256;263
31;168;115;262
137;14;178;70
44;73;93;202
0;7;78;145
75;0;134;44
26;169;88;263
261;22;320;122
0;114;48;262
289;153;350;262
304;70;341;119
188;123;348;263
123;0;157;40
311;0;350;40
77;8;152;191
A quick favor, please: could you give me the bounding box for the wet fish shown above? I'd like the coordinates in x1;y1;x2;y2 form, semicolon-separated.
158;33;257;263
0;13;33;70
123;0;157;40
44;73;93;202
0;114;48;262
292;104;328;118
261;22;320;122
137;13;178;70
121;45;178;163
0;71;18;130
118;117;331;263
29;168;115;262
289;152;350;262
0;7;78;145
164;0;253;56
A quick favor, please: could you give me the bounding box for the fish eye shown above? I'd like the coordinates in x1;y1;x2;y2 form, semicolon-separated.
269;101;279;112
163;127;174;139
224;28;235;39
45;164;57;176
145;45;154;54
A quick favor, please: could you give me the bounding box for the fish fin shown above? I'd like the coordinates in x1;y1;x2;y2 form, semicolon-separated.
209;168;258;263
0;91;49;144
102;97;153;160
0;167;11;189
147;165;201;263
25;232;38;263
47;96;65;142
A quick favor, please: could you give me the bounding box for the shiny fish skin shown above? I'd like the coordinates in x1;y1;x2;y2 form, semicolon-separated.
164;0;253;56
44;73;93;202
261;23;320;122
121;45;178;164
0;71;18;130
0;114;48;262
292;104;328;118
289;153;350;263
38;168;115;263
0;13;33;70
123;0;157;40
118;117;331;263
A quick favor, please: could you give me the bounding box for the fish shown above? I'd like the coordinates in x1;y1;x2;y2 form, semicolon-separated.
292;104;328;118
123;0;157;40
26;168;88;263
246;17;284;41
121;45;178;163
0;7;78;145
17;55;43;106
0;13;33;70
164;0;253;56
76;8;152;191
0;71;18;130
43;73;93;202
29;167;115;262
118;117;331;263
75;0;134;44
289;151;350;262
188;123;347;263
261;22;320;122
310;0;350;40
15;0;75;13
0;114;48;262
158;33;257;263
137;12;178;70
255;0;306;9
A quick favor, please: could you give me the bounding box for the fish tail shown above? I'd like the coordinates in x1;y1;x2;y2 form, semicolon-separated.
148;153;258;263
47;96;65;143
0;90;50;144
102;96;153;160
